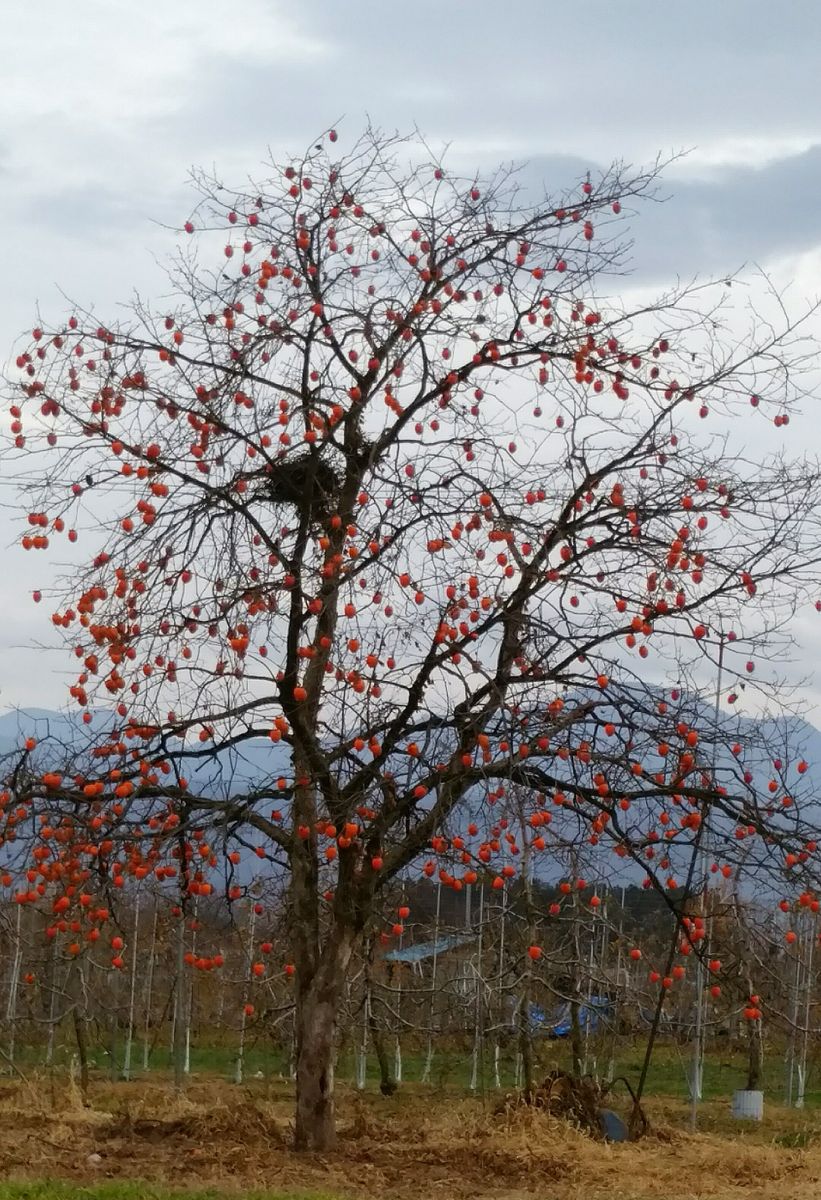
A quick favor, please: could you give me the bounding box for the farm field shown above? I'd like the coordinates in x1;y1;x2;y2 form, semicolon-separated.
2;1053;821;1200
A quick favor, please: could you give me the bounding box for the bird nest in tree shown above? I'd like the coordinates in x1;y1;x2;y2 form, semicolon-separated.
250;453;341;520
498;1071;649;1142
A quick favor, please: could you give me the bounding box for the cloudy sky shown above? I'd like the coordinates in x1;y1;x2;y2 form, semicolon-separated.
3;0;821;715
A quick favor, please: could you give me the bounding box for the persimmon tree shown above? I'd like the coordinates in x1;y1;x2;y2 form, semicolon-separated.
5;126;821;1149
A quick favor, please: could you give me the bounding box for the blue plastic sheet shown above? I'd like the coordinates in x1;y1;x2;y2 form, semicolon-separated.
383;932;478;963
528;996;613;1037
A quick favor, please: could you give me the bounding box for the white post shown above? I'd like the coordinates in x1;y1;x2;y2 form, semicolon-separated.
184;895;199;1076
173;901;187;1092
141;900;158;1071
6;904;23;1070
690;632;724;1130
470;882;485;1092
583;896;596;1076
45;937;59;1069
786;932;802;1106
796;911;814;1108
394;1033;403;1085
394;890;404;1084
421;878;442;1084
493;883;506;1089
607;886;626;1083
356;986;369;1091
122;891;141;1080
235;900;257;1085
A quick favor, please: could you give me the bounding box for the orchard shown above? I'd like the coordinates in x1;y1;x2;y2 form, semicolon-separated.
4;126;821;1151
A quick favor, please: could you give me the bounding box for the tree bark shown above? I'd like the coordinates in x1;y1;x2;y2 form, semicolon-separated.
294;928;355;1151
746;1018;763;1091
73;1006;90;1101
364;938;396;1096
71;967;90;1103
369;1002;397;1096
569;997;583;1077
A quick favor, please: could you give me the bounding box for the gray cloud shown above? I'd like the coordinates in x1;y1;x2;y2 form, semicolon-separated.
15;184;171;238
3;0;821;711
165;0;821;164
510;146;821;283
16;145;821;290
630;147;821;280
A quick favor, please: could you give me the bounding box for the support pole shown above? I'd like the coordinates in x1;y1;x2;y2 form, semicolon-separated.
796;911;814;1108
235;899;258;1085
493;883;506;1089
690;632;724;1131
421;878;442;1084
122;891;141;1080
470;882;485;1093
141;899;158;1071
6;904;23;1070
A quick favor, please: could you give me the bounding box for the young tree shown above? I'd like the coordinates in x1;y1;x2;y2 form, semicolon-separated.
5;126;821;1149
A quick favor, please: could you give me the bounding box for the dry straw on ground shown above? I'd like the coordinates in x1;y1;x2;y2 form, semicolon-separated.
0;1076;819;1199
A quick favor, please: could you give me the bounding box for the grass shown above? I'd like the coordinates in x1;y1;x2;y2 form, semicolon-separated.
10;1031;821;1108
334;1038;821;1107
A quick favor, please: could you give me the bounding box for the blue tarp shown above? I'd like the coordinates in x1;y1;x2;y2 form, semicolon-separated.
383;932;478;963
528;995;613;1037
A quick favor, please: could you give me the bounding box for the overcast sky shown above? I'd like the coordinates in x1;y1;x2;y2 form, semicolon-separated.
3;0;821;716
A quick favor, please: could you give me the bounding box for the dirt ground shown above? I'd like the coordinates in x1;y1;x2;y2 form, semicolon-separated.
0;1075;820;1200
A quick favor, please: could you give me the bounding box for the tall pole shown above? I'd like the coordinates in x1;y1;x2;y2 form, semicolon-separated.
519;815;535;1097
421;877;442;1084
786;933;802;1106
173;899;187;1092
494;882;507;1088
45;938;58;1070
470;882;485;1093
6;903;23;1070
122;891;141;1080
796;910;815;1108
141;898;158;1071
185;895;199;1076
357;961;370;1092
394;881;405;1086
235;898;257;1085
690;631;724;1131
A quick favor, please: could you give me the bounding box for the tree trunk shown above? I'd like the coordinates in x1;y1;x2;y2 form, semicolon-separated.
519;1006;535;1098
746;1018;763;1091
364;940;396;1096
369;1004;397;1096
294;929;354;1151
73;1006;90;1101
71;967;90;1103
570;998;583;1077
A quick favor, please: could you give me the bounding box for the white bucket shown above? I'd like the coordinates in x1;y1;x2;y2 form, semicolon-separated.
732;1090;764;1120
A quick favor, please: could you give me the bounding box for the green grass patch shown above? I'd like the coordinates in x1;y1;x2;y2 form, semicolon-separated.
9;1033;821;1109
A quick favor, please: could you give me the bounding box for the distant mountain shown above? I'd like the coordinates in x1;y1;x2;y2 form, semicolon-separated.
3;702;820;892
3;699;821;796
0;706;290;796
